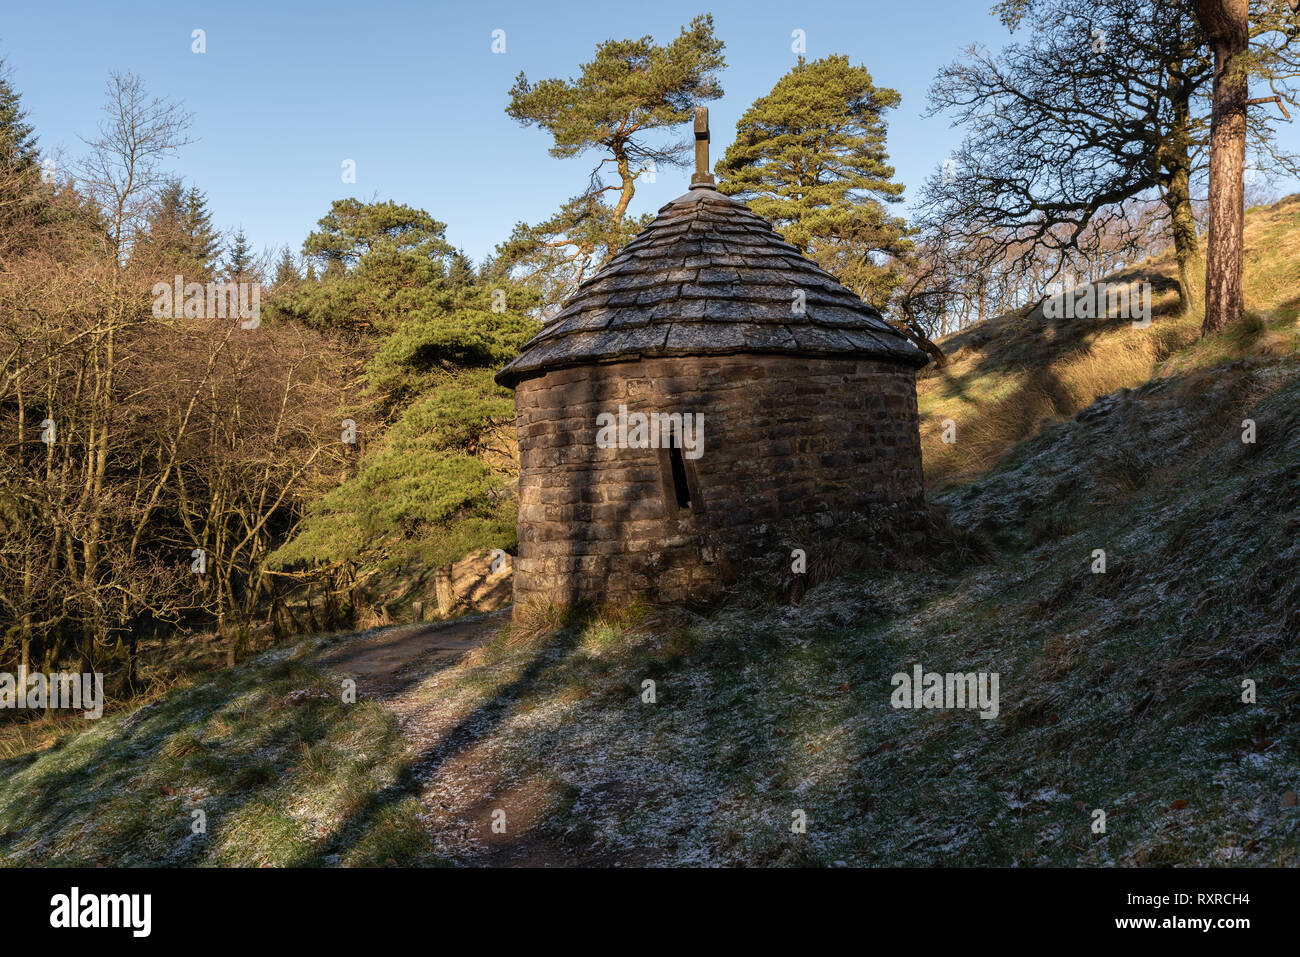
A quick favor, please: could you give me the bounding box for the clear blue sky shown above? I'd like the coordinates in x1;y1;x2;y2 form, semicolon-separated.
3;0;1296;265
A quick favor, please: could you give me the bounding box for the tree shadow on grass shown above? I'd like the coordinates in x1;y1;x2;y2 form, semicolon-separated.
309;620;585;865
0;658;344;865
929;273;1184;410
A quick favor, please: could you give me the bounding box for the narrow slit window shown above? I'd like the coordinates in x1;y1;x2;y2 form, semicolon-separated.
668;439;692;510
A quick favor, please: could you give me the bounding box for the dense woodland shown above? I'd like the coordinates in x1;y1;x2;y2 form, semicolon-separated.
1;1;1297;705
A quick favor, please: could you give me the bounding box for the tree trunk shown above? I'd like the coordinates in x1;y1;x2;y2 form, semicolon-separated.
435;564;456;617
1165;163;1200;314
1163;73;1200;315
897;310;948;368
1194;0;1249;335
912;332;948;369
607;151;636;261
125;631;139;694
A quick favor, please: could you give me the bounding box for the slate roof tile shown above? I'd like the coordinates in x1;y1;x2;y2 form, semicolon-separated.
496;186;927;385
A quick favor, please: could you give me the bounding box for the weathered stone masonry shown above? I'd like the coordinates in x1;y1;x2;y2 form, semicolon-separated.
510;353;924;607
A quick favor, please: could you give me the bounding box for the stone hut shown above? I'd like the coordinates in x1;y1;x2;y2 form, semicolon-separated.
495;108;928;609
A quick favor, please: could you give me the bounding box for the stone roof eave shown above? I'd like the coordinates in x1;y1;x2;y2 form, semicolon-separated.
495;340;930;388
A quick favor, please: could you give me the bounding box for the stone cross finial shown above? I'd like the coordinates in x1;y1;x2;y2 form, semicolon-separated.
691;106;715;188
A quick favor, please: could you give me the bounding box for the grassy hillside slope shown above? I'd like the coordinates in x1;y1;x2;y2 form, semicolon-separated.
3;199;1299;867
921;193;1300;487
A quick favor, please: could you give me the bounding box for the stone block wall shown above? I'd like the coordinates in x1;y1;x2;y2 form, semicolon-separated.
511;353;925;608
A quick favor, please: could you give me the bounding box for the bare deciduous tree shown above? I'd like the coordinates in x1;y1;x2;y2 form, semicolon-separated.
77;72;193;262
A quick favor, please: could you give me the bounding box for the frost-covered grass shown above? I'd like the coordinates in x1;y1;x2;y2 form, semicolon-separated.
0;635;442;867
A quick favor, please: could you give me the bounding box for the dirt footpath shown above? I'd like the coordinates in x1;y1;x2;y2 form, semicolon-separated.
317;609;508;697
317;608;645;866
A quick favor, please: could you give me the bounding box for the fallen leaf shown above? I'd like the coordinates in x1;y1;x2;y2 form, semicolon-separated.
1282;791;1298;808
1170;799;1189;810
160;785;175;796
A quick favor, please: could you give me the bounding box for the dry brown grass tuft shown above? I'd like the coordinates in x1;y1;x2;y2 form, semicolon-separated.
502;601;577;647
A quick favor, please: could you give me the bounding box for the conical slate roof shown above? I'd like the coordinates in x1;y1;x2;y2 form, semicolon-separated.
495;184;928;387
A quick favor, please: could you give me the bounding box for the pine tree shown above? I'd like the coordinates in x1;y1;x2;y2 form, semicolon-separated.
303;198;454;272
1188;0;1299;334
182;186;221;277
716;55;911;309
136;181;221;279
499;15;726;306
272;247;299;288
269;238;540;576
272;199;464;335
0;62;38;175
447;250;476;289
224;227;256;282
0;60;45;237
136;181;187;269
